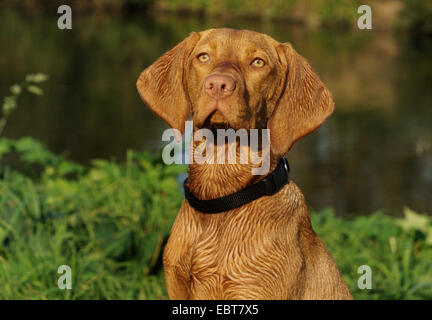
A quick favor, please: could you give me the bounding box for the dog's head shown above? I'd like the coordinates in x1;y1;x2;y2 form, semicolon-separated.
137;28;334;157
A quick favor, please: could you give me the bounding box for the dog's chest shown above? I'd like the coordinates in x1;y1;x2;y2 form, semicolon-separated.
180;233;242;299
175;208;269;299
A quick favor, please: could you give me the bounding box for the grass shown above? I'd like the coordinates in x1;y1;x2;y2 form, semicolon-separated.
0;137;431;299
0;138;183;299
311;207;432;299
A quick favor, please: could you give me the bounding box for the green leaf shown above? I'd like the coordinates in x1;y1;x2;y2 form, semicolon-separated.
0;138;12;159
27;85;43;96
13;137;57;165
397;207;430;233
25;73;48;83
10;84;22;95
57;160;84;176
2;96;17;115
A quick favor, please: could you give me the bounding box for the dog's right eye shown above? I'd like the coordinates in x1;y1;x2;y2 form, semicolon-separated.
251;58;265;68
197;53;210;62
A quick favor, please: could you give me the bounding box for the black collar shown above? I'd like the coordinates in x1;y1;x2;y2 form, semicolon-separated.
183;158;290;214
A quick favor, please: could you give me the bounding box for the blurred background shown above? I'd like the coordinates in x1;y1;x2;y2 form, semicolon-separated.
0;0;432;300
1;0;431;216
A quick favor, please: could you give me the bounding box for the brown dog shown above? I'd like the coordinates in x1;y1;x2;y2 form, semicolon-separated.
137;28;353;300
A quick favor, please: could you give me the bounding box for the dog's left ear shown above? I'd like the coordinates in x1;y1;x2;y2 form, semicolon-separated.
268;43;335;157
136;32;201;139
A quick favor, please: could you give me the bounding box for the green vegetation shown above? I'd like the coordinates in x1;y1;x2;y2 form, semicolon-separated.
0;139;182;299
313;207;432;299
0;73;48;137
1;77;431;299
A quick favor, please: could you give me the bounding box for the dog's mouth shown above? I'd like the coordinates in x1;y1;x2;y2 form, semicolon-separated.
202;110;231;133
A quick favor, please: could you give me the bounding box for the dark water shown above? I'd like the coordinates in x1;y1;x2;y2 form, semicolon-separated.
1;9;432;216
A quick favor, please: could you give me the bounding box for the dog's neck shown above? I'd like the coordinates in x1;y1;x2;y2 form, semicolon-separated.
187;139;278;200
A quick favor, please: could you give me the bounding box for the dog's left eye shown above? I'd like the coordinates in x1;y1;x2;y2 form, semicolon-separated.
251;58;265;68
197;53;210;62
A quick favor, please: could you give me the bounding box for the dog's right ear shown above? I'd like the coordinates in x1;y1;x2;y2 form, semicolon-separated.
136;32;200;139
268;43;335;157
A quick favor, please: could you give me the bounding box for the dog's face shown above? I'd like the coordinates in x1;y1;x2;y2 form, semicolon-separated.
185;29;284;132
137;28;334;157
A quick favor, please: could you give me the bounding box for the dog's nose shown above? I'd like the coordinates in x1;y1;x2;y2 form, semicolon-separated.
205;74;236;99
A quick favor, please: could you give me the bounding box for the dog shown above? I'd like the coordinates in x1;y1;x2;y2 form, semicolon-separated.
137;28;353;300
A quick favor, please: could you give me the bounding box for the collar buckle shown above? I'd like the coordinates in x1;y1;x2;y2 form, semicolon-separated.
282;157;290;174
262;174;278;196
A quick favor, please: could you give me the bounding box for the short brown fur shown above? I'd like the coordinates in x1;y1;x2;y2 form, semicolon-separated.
137;28;352;300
